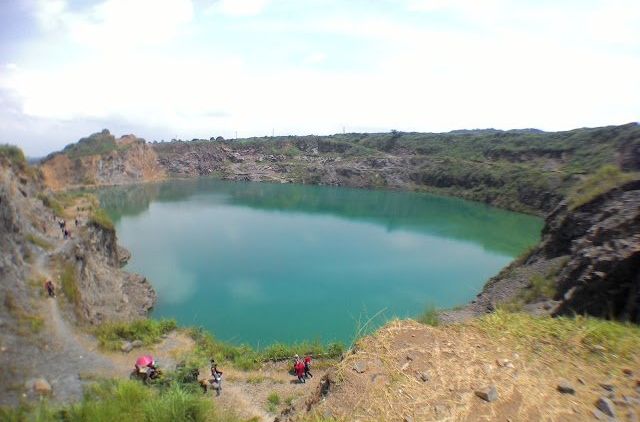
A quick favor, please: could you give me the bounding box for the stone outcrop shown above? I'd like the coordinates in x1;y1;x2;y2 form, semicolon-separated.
40;130;165;191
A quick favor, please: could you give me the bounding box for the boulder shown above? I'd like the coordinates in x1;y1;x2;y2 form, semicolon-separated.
353;361;368;374
595;397;616;418
418;371;430;382
475;385;498;402
131;340;143;348
121;341;133;353
557;379;575;394
33;378;52;395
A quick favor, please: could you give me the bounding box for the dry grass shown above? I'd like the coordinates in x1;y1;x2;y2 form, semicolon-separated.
307;314;640;421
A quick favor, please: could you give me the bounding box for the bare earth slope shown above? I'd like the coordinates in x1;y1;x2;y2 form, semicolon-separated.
283;318;640;422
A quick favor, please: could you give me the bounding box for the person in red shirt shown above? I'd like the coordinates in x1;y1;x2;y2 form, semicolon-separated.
304;355;313;378
294;356;305;383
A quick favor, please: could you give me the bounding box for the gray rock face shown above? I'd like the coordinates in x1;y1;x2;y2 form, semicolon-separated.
475;385;498;402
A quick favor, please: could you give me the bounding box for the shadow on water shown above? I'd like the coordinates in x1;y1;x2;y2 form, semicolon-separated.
98;177;542;257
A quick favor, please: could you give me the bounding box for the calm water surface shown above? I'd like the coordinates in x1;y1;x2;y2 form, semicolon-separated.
99;179;542;346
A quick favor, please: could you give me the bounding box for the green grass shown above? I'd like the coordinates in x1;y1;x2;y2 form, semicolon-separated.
95;318;177;351
0;379;239;422
476;310;640;362
89;208;115;231
266;392;281;413
187;326;344;371
568;165;637;209
26;234;53;251
416;304;439;326
60;262;81;307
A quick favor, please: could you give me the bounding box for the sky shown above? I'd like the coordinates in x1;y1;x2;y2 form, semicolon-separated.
1;0;639;156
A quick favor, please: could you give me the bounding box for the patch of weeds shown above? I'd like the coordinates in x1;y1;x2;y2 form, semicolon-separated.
568;165;637;209
266;392;280;413
25;233;53;250
95;318;177;351
416;304;439;326
284;396;295;406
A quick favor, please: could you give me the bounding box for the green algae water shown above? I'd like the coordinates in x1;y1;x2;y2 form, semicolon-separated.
99;179;542;346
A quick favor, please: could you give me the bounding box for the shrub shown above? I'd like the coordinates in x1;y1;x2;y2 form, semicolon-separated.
0;144;26;169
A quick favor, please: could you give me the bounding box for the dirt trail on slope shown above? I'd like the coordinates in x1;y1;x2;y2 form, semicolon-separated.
28;246;193;402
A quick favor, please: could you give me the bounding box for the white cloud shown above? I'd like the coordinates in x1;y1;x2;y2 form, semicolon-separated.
212;0;270;16
303;52;327;64
35;0;194;50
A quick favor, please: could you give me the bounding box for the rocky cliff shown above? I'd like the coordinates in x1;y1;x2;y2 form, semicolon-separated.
1;147;155;325
40;130;165;191
440;175;640;324
153;123;640;215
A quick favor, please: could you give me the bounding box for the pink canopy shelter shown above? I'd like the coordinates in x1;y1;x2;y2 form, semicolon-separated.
135;355;154;367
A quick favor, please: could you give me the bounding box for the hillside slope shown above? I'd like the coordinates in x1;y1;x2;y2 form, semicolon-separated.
283;316;640;421
0;149;155;404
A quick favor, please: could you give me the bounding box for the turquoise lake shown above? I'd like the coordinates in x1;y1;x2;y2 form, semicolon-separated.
99;179;542;346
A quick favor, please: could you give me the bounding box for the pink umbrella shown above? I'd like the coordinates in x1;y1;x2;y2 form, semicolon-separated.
136;355;154;367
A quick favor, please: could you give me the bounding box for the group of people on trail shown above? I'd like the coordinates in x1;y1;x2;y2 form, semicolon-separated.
293;355;313;383
57;219;72;239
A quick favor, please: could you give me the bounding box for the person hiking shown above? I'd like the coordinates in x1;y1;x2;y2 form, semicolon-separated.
211;363;223;396
45;280;55;297
304;355;313;378
294;356;306;383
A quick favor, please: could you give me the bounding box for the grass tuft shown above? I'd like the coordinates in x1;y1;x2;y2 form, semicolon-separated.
266;391;281;413
416;304;439;326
